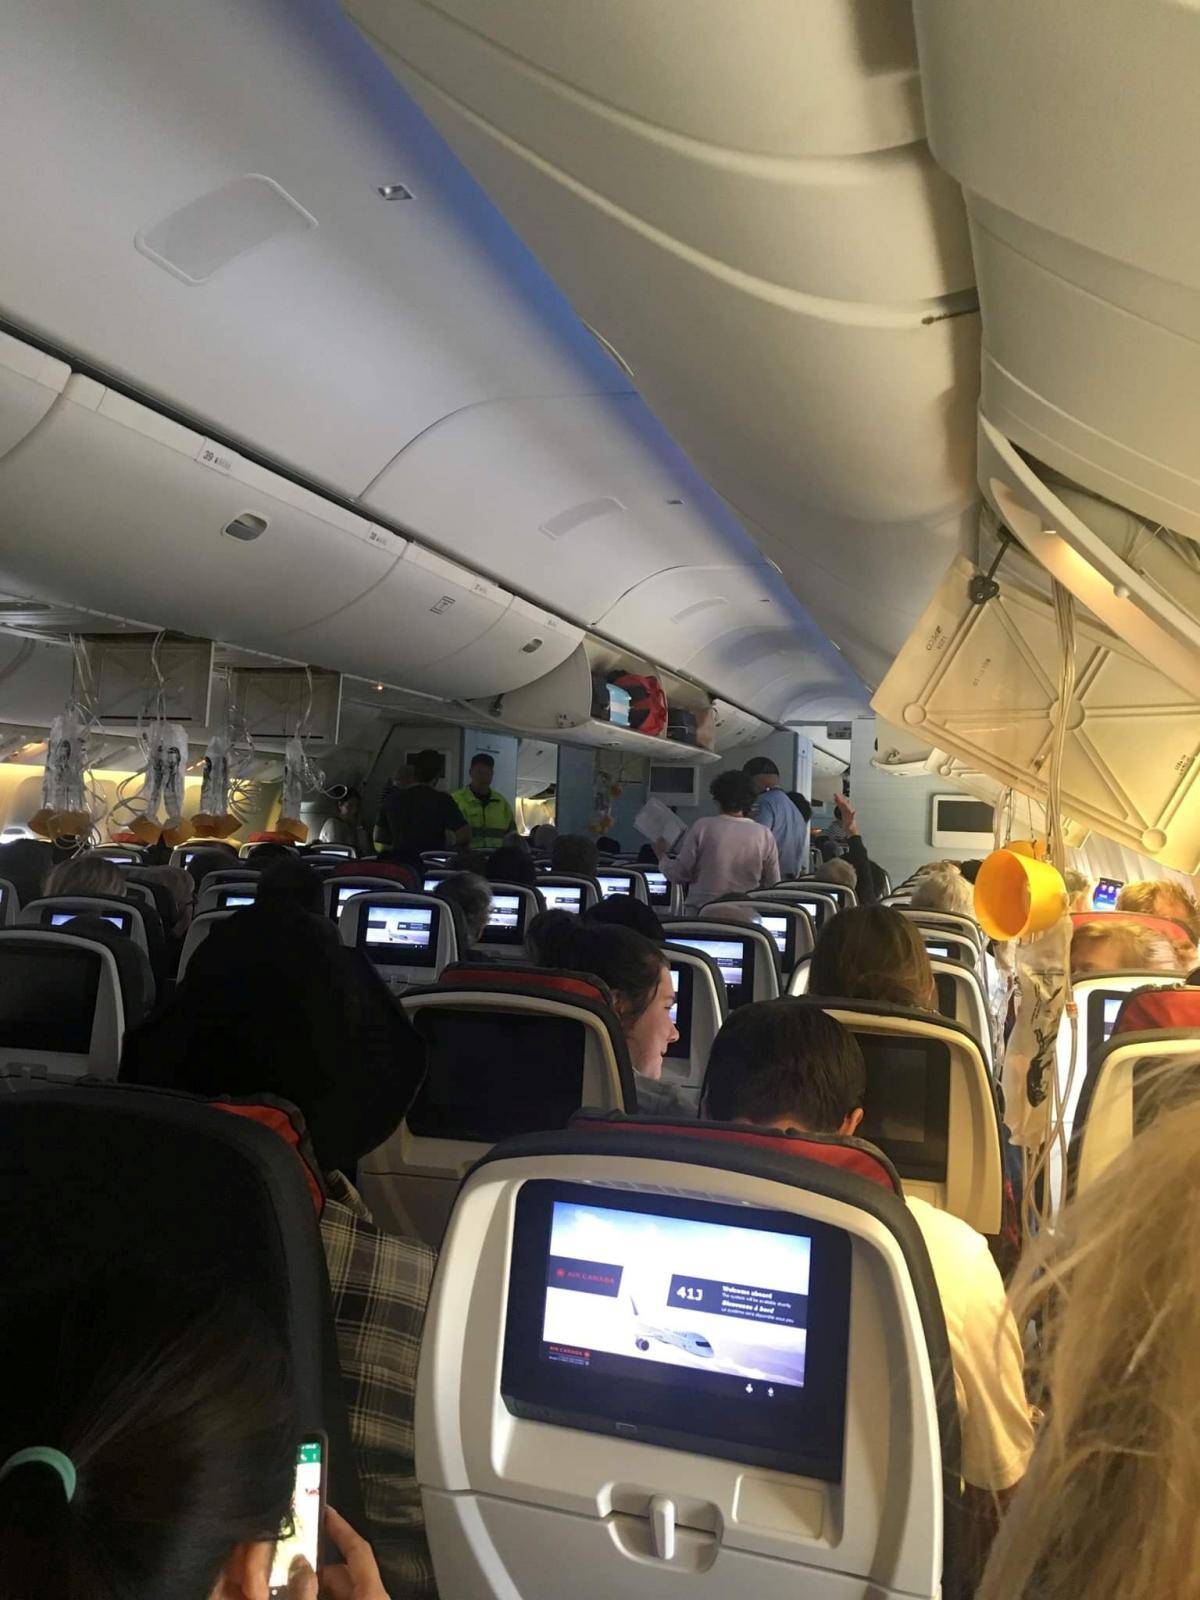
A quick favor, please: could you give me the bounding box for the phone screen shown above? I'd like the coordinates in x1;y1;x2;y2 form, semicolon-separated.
1092;877;1123;910
268;1436;325;1597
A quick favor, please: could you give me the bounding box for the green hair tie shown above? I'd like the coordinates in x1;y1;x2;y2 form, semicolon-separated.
0;1447;77;1503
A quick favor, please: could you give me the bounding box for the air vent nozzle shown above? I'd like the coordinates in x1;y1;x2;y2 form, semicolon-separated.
224;513;268;542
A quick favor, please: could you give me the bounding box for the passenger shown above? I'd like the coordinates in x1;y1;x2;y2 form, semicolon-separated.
635;842;659;865
655;771;779;914
820;793;880;903
119;867;436;1595
743;757;807;878
1062;868;1093;911
243;840;294;865
320;784;371;856
552;833;600;877
129;864;193;933
485;844;538;888
809;903;937;1009
1116;878;1200;942
908;861;976;918
451;753;515;852
435;870;492;948
583;893;665;944
0;838;56;905
185;847;245;895
959;858;985;885
1070;919;1179;977
595;835;621;858
527;822;558;855
813;856;857;891
373;764;413;853
529;920;688;1115
703;1001;1033;1506
785;790;812;823
0;1273;392;1600
377;749;469;854
43;852;126;899
978;1098;1200;1599
449;846;489;876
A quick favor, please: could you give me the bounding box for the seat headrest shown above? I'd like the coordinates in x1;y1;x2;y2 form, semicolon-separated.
1071;909;1194;944
438;962;614;1008
1114;985;1200;1036
209;1096;326;1215
571;1110;903;1194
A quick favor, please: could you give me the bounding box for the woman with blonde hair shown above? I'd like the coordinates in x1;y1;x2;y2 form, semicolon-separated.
980;1089;1200;1599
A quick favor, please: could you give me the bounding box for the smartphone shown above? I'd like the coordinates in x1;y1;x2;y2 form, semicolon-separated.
1092;876;1123;911
268;1434;327;1599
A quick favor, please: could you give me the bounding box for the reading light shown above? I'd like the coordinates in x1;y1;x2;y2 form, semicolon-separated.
377;183;413;200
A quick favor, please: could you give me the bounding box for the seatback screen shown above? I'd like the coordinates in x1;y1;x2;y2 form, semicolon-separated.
423;874;447;893
756;913;791;964
1087;989;1130;1057
923;942;951;960
664;961;694;1061
362;905;436;968
668;937;753;1008
502;1181;850;1482
0;945;100;1052
482;893;526;944
596;874;635;900
542;884;583;914
855;1034;951;1182
641;870;670;905
48;910;130;935
334;884;372;917
219;891;256;909
408;1012;585;1140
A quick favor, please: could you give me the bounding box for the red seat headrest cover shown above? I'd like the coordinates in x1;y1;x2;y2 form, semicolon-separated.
330;860;417;889
210;1098;326;1215
438;962;613;1008
572;1111;902;1194
1114;986;1200;1038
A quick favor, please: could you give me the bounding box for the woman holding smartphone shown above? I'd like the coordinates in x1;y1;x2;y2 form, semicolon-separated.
0;1273;391;1600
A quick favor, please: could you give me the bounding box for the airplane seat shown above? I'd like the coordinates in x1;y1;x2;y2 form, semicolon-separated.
929;957;994;1077
716;897;816;966
0;877;17;926
20;892;151;957
336;890;459;994
898;909;985;952
416;1124;960;1600
1071;987;1200;1197
20;895;158;1018
661;921;780;1007
202;867;263;886
1070;909;1198;972
0;1075;363;1527
789;879;859;910
627;865;683;918
1045;969;1187;1216
533;873;600;915
659;946;726;1105
323;873;409;925
177;908;238;979
0;928;125;1077
477;881;544;960
911;925;981;972
783;998;1003;1235
749;885;839;933
357;965;637;1248
196;878;261;914
594;867;650;905
787;952;812;995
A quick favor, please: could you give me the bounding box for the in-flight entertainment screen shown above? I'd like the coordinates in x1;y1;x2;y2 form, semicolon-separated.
541;884;583;914
483;893;525;944
667;937;752;1008
363;904;435;966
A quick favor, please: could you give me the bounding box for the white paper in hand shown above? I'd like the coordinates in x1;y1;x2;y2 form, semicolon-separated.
635;797;685;849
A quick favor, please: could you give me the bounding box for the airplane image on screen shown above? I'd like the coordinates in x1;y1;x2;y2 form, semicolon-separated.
629;1296;715;1359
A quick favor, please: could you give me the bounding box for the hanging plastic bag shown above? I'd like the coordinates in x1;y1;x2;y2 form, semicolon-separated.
29;710;93;841
190;732;241;839
276;734;310;842
127;720;189;846
1001;917;1071;1152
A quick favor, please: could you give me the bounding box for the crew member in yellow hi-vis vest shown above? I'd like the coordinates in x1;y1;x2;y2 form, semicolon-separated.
452;752;516;850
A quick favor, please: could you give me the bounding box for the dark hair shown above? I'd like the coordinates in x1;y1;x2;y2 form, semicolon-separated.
530;921;667;1023
468;753;495;771
411;750;444;785
552;834;599;877
786;791;812;823
184;848;244;893
809;904;934;1009
486;846;537;888
451;848;489;876
0;1274;294;1600
526;908;578;964
703;1002;866;1131
742;757;780;779
959;859;984;885
595;836;621;857
255;858;324;916
583;894;664;944
244;841;294;864
710;770;757;814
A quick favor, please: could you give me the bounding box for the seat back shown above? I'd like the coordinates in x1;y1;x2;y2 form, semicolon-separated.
1074;1018;1200;1196
0;878;16;927
337;891;459;992
750;885;839;932
536;874;601;915
324;875;395;923
357;966;637;1247
661;922;780;1007
177;908;238;978
416;1125;958;1600
928;957;994;1076
913;926;980;971
21;894;149;957
0;929;124;1076
171;844;236;871
201;867;262;888
898;909;985;951
0;1076;363;1525
627;865;683;917
198;878;262;913
788;879;859;910
659;947;726;1103
708;900;814;970
787;951;812;995
477;882;544;954
781;998;1002;1234
594;868;650;905
122;881;157;915
90;844;146;864
305;843;356;861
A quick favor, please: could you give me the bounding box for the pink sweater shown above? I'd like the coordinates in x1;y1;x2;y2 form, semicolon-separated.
659;814;781;913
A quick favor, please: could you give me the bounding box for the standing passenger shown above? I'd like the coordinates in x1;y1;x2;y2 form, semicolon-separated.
656;771;780;914
743;757;807;878
378;750;469;854
452;753;515;851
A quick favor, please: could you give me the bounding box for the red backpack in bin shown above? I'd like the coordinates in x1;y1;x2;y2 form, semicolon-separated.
606;671;668;737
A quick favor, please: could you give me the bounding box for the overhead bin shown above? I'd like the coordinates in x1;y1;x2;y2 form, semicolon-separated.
913;0;1200;543
0;331;70;462
0;375;577;698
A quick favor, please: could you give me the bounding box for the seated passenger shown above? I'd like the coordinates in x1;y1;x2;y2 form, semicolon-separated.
43;852;127;899
485;844;538;888
656;771;780;913
527;822;558;855
185;847;244;896
595;835;621;858
527;919;689;1115
1071;919;1179;977
242;840;295;865
435;870;492;950
130;863;194;937
583;893;664;943
120;863;436;1596
0;837;57;905
0;1274;391;1600
810;903;938;1009
908;861;977;918
703;1001;1033;1503
814;856;857;891
329;850;421;890
978;1098;1200;1599
1117;878;1200;942
320;783;371;856
1062;868;1094;912
551;833;600;878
